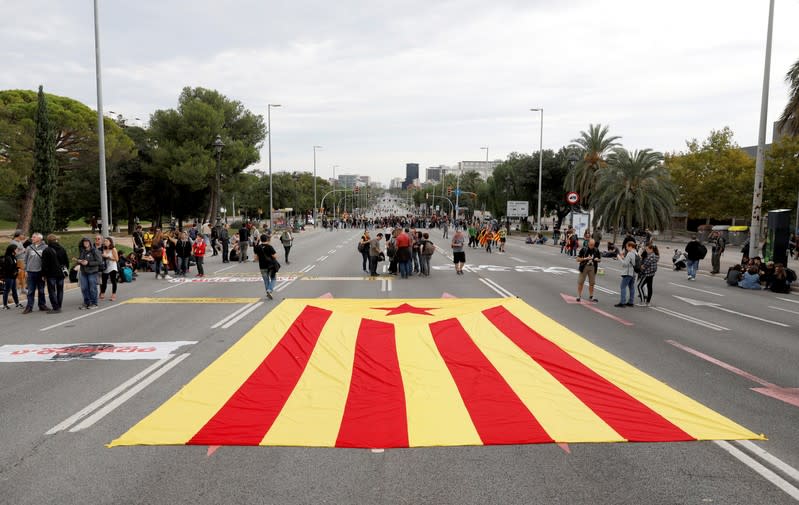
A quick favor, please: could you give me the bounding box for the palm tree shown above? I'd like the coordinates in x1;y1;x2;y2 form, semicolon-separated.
776;58;799;136
566;124;622;207
591;148;677;241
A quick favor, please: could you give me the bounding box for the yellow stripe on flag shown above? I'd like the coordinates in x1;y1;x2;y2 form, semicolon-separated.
503;299;764;441
463;311;625;443
261;311;357;446
108;300;306;447
395;323;482;447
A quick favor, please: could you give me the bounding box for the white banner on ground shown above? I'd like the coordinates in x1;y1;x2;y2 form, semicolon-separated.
0;341;197;362
168;276;297;284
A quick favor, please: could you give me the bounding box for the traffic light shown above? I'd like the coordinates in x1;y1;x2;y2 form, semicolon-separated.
447;186;453;197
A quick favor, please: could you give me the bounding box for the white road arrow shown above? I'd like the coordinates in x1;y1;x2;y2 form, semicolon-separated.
673;296;790;328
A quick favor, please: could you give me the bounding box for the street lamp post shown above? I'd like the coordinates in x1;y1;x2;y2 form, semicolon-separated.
748;0;775;259
292;172;300;230
92;0;109;236
267;104;281;228
530;108;544;232
313;145;322;226
213;134;224;224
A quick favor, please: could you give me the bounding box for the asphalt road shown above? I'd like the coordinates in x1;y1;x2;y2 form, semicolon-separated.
1;225;798;505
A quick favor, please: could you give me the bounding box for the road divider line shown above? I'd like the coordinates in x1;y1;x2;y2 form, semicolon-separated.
669;282;724;297
40;303;124;332
211;304;255;329
327;250;336;254
594;285;619;295
510;257;526;263
777;297;799;305
46;355;175;435
213;265;235;274
221;302;264;329
735;440;799;484
665;340;777;388
154;282;187;293
652;307;728;331
317;256;328;262
305;264;316;272
479;278;514;298
674;296;790;328
770;306;799;316
714;441;799;501
275;278;297;293
69;353;191;433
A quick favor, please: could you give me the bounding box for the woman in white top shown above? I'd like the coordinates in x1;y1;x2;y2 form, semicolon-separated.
100;237;119;301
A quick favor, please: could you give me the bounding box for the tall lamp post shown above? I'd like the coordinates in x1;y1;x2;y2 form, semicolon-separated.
213;135;224;224
748;0;775;259
530;108;544;232
93;0;109;236
267;104;281;228
313;145;322;225
567;152;579;227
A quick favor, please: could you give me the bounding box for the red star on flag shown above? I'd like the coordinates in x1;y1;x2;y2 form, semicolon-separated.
371;303;439;316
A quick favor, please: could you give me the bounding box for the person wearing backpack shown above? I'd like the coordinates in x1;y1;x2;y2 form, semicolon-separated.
684;235;705;281
253;234;278;299
279;229;293;265
420;232;435;276
614;241;638;308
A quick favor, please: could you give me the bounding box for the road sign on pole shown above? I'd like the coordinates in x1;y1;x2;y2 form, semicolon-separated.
566;192;580;205
506;200;529;218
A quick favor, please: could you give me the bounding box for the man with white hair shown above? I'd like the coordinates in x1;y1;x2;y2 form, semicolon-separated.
22;232;49;314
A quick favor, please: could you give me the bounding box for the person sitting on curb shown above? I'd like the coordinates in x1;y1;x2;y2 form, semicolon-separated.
738;266;761;290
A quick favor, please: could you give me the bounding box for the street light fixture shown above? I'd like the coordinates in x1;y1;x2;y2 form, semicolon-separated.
530;108;544;232
567;152;579;227
313;145;322;226
267;104;281;228
213;134;224;224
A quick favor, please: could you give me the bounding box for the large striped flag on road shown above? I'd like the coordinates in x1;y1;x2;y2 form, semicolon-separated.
109;298;763;448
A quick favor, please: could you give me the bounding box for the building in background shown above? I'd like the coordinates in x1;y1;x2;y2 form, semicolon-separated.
425;165;444;182
389;177;404;190
742;122;788;158
337;174;359;188
403;163;419;189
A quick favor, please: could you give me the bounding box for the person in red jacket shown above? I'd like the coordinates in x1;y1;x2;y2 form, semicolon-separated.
192;236;206;277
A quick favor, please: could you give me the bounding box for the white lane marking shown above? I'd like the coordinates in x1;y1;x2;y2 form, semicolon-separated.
510;257;526;263
305;264;316;272
47;355;175;434
336;245;343;249
736;440;799;484
602;266;622;272
213;265;235;274
275;278;298;292
769;306;799;316
714;440;799;501
211;303;255;329
221;302;264;329
69;353;191;432
777;297;799;305
674;296;791;328
479;278;514;298
381;279;387;292
299;265;314;273
594;285;619;295
154;281;187;293
40;303;124;332
669;282;724;297
317;256;328;262
651;306;728;331
328;250;336;254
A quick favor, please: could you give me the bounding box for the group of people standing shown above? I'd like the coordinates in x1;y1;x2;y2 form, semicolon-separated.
2;231;122;313
358;226;469;278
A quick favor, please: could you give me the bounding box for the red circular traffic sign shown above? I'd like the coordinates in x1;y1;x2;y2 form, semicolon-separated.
566;192;580;205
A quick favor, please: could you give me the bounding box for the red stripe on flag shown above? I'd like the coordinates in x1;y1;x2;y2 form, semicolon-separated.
188;305;332;446
483;305;694;442
336;319;408;448
429;318;554;445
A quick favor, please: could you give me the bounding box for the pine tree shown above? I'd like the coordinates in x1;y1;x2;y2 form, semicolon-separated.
30;85;57;235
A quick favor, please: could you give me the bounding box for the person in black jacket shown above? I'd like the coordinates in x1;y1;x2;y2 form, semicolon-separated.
174;232;193;276
238;224;250;263
684;235;704;281
41;234;69;313
2;244;22;309
75;237;103;309
253;234;278;299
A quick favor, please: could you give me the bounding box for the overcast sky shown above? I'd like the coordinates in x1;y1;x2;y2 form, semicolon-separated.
3;0;799;185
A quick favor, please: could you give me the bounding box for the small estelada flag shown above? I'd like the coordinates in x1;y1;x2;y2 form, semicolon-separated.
109;298;763;448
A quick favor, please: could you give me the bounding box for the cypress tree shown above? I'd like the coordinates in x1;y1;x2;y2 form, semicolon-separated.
30;85;57;235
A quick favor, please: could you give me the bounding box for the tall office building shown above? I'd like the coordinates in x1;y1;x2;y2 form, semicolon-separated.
403;163;419;189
